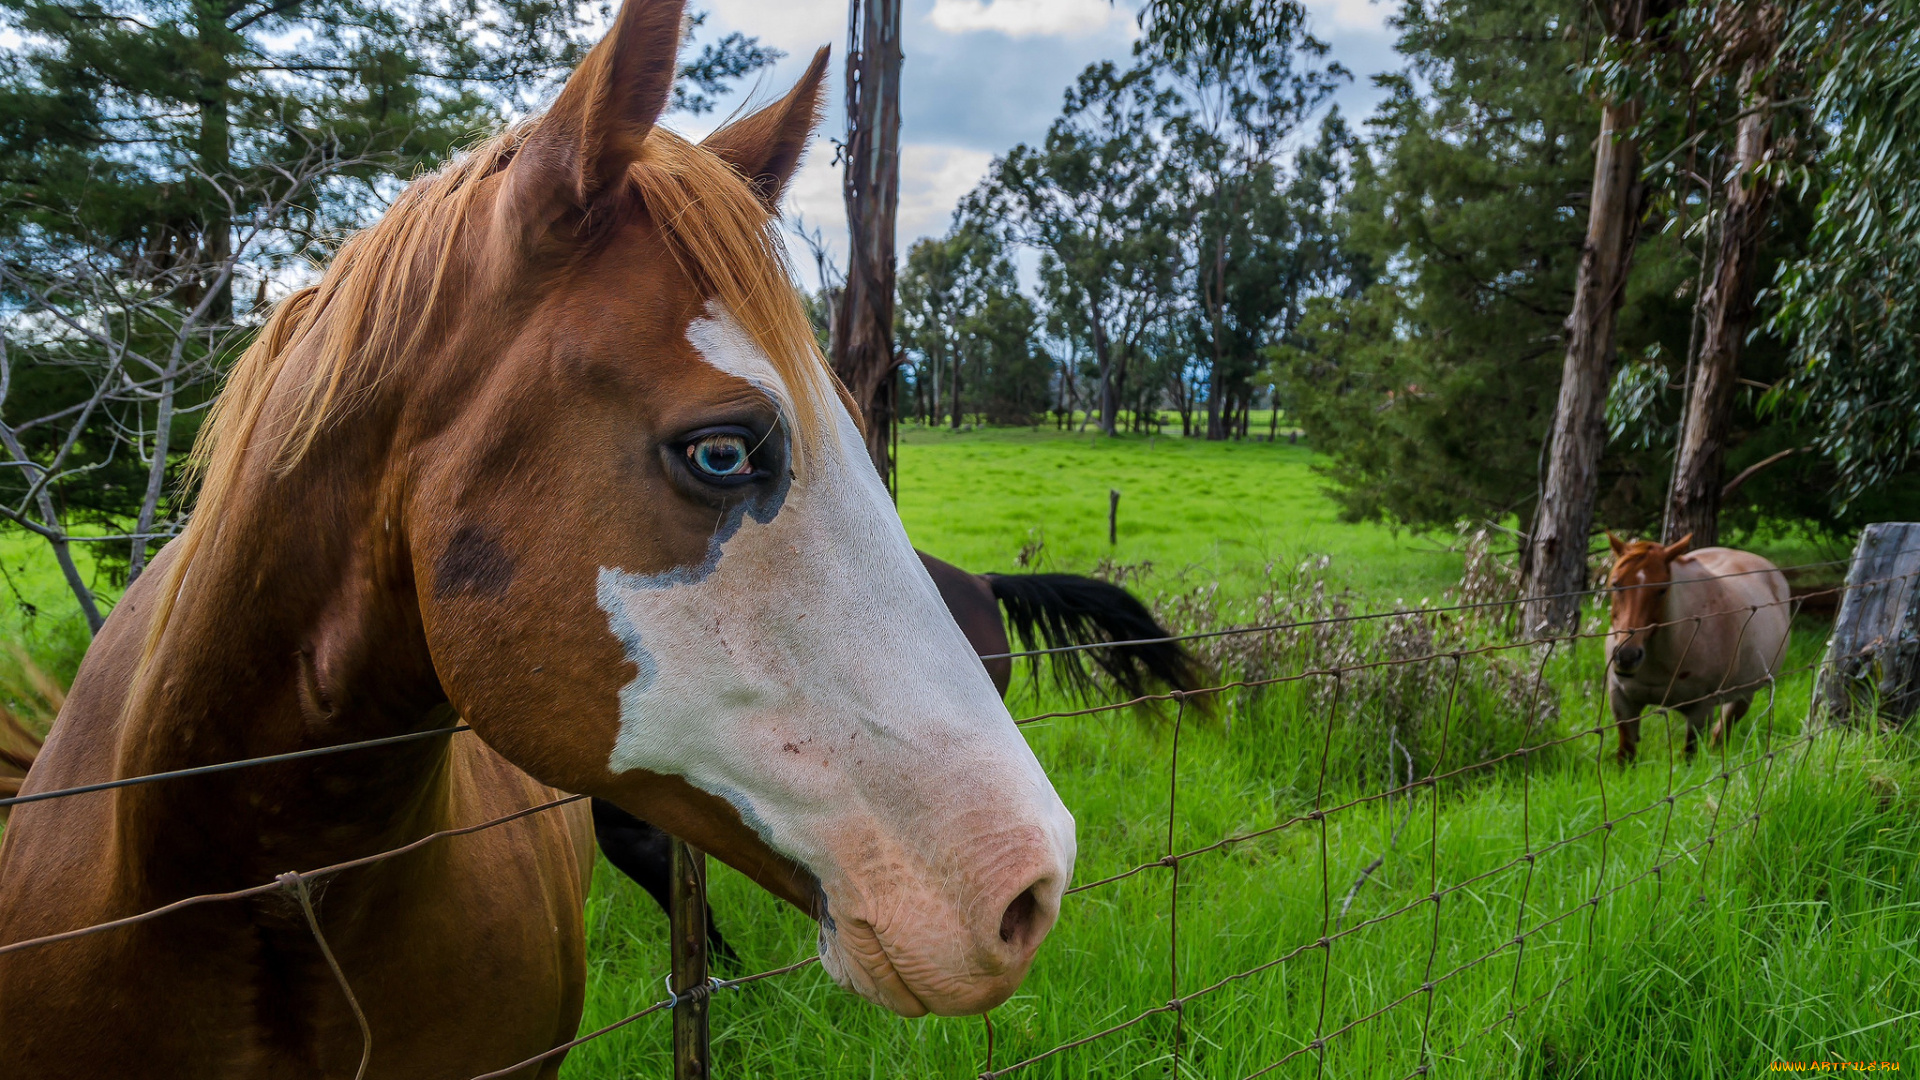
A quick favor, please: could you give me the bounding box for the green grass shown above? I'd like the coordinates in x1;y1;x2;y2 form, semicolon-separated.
894;424;1470;604
1;424;1911;1077
555;426;1917;1079
564;639;1918;1078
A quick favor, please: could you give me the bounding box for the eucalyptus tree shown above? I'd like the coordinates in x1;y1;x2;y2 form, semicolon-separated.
898;211;1050;428
984;62;1182;437
899;219;987;427
1769;0;1920;514
1520;0;1686;633
1142;0;1346;439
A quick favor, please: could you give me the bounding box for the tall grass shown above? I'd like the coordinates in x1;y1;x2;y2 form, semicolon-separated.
561;576;1915;1078
0;425;1902;1075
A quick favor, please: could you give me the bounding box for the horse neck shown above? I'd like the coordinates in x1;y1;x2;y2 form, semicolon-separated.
112;412;455;901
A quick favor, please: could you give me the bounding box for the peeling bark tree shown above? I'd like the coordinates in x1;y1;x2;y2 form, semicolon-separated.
1665;6;1784;547
832;0;903;486
1521;0;1663;637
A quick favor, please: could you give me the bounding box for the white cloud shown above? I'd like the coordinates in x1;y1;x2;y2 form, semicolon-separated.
699;0;845;58
1304;0;1394;35
777;140;995;289
927;0;1121;38
896;144;996;242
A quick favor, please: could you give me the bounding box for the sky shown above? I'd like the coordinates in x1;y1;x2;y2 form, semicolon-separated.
673;0;1405;289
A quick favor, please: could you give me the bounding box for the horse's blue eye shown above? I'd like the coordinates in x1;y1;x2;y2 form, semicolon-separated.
688;434;752;479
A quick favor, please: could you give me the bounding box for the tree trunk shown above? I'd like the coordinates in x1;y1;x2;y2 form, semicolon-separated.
831;0;903;483
1665;51;1778;548
949;347;962;429
1092;319;1117;436
1521;92;1649;636
926;332;941;426
1818;522;1920;727
194;0;233;323
1203;219;1230;441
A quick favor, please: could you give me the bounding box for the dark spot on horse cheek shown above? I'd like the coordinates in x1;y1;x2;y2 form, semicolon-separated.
433;524;516;601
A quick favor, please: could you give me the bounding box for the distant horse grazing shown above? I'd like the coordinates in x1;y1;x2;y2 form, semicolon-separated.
598;552;1202;956
1606;533;1791;763
0;2;1074;1075
917;552;1202;699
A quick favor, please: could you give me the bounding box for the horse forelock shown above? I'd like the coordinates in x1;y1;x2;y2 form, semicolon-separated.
1608;541;1673;589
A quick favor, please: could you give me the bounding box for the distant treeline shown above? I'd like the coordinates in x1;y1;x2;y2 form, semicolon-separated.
852;0;1920;545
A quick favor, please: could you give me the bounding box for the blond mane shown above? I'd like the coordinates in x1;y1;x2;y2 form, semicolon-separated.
139;122;834;674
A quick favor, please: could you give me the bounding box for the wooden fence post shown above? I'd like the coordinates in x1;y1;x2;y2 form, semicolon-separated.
1109;489;1120;546
669;839;711;1080
1818;522;1920;727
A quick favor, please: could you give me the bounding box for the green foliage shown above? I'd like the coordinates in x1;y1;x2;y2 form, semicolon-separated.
1147;0;1351;438
981;61;1184;435
1770;0;1920;510
1281;0;1598;528
897;217;1050;426
1279;0;1872;540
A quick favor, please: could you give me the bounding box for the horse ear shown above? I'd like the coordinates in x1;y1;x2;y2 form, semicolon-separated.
501;0;685;232
1663;533;1693;561
701;47;830;210
1606;531;1626;557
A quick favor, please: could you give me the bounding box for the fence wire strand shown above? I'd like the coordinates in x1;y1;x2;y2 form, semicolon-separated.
0;555;1909;1077
978;560;1914;1080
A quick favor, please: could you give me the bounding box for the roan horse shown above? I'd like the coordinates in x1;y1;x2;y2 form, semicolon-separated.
1606;533;1790;763
0;2;1076;1074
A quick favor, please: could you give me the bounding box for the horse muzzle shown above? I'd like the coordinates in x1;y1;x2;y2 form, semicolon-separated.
1612;643;1645;675
817;860;1066;1017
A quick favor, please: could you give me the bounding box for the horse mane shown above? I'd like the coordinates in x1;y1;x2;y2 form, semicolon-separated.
138;122;833;679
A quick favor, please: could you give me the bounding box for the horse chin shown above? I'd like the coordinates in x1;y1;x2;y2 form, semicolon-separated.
818;921;933;1017
817;918;1042;1018
812;872;1060;1017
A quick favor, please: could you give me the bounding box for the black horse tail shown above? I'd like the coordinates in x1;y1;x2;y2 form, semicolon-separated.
590;798;740;967
985;573;1204;703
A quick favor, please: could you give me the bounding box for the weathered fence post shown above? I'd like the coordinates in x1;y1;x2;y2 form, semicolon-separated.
1818;522;1920;727
1109;489;1120;546
669;839;711;1079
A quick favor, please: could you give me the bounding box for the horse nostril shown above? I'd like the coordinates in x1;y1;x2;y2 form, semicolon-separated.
1616;646;1643;670
999;886;1039;947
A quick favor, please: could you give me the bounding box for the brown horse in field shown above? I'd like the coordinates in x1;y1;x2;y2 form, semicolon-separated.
0;2;1074;1075
1606;533;1791;763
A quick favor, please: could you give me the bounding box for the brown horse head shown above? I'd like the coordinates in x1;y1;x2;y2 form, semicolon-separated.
1606;532;1692;676
146;0;1072;1018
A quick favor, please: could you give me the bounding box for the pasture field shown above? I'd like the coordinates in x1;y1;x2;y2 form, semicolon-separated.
0;427;1911;1077
560;427;1916;1079
568;633;1919;1079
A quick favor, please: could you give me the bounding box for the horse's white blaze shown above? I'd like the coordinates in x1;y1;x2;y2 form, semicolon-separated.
595;305;1074;1009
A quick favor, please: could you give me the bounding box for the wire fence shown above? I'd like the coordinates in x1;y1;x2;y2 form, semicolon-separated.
0;540;1912;1079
